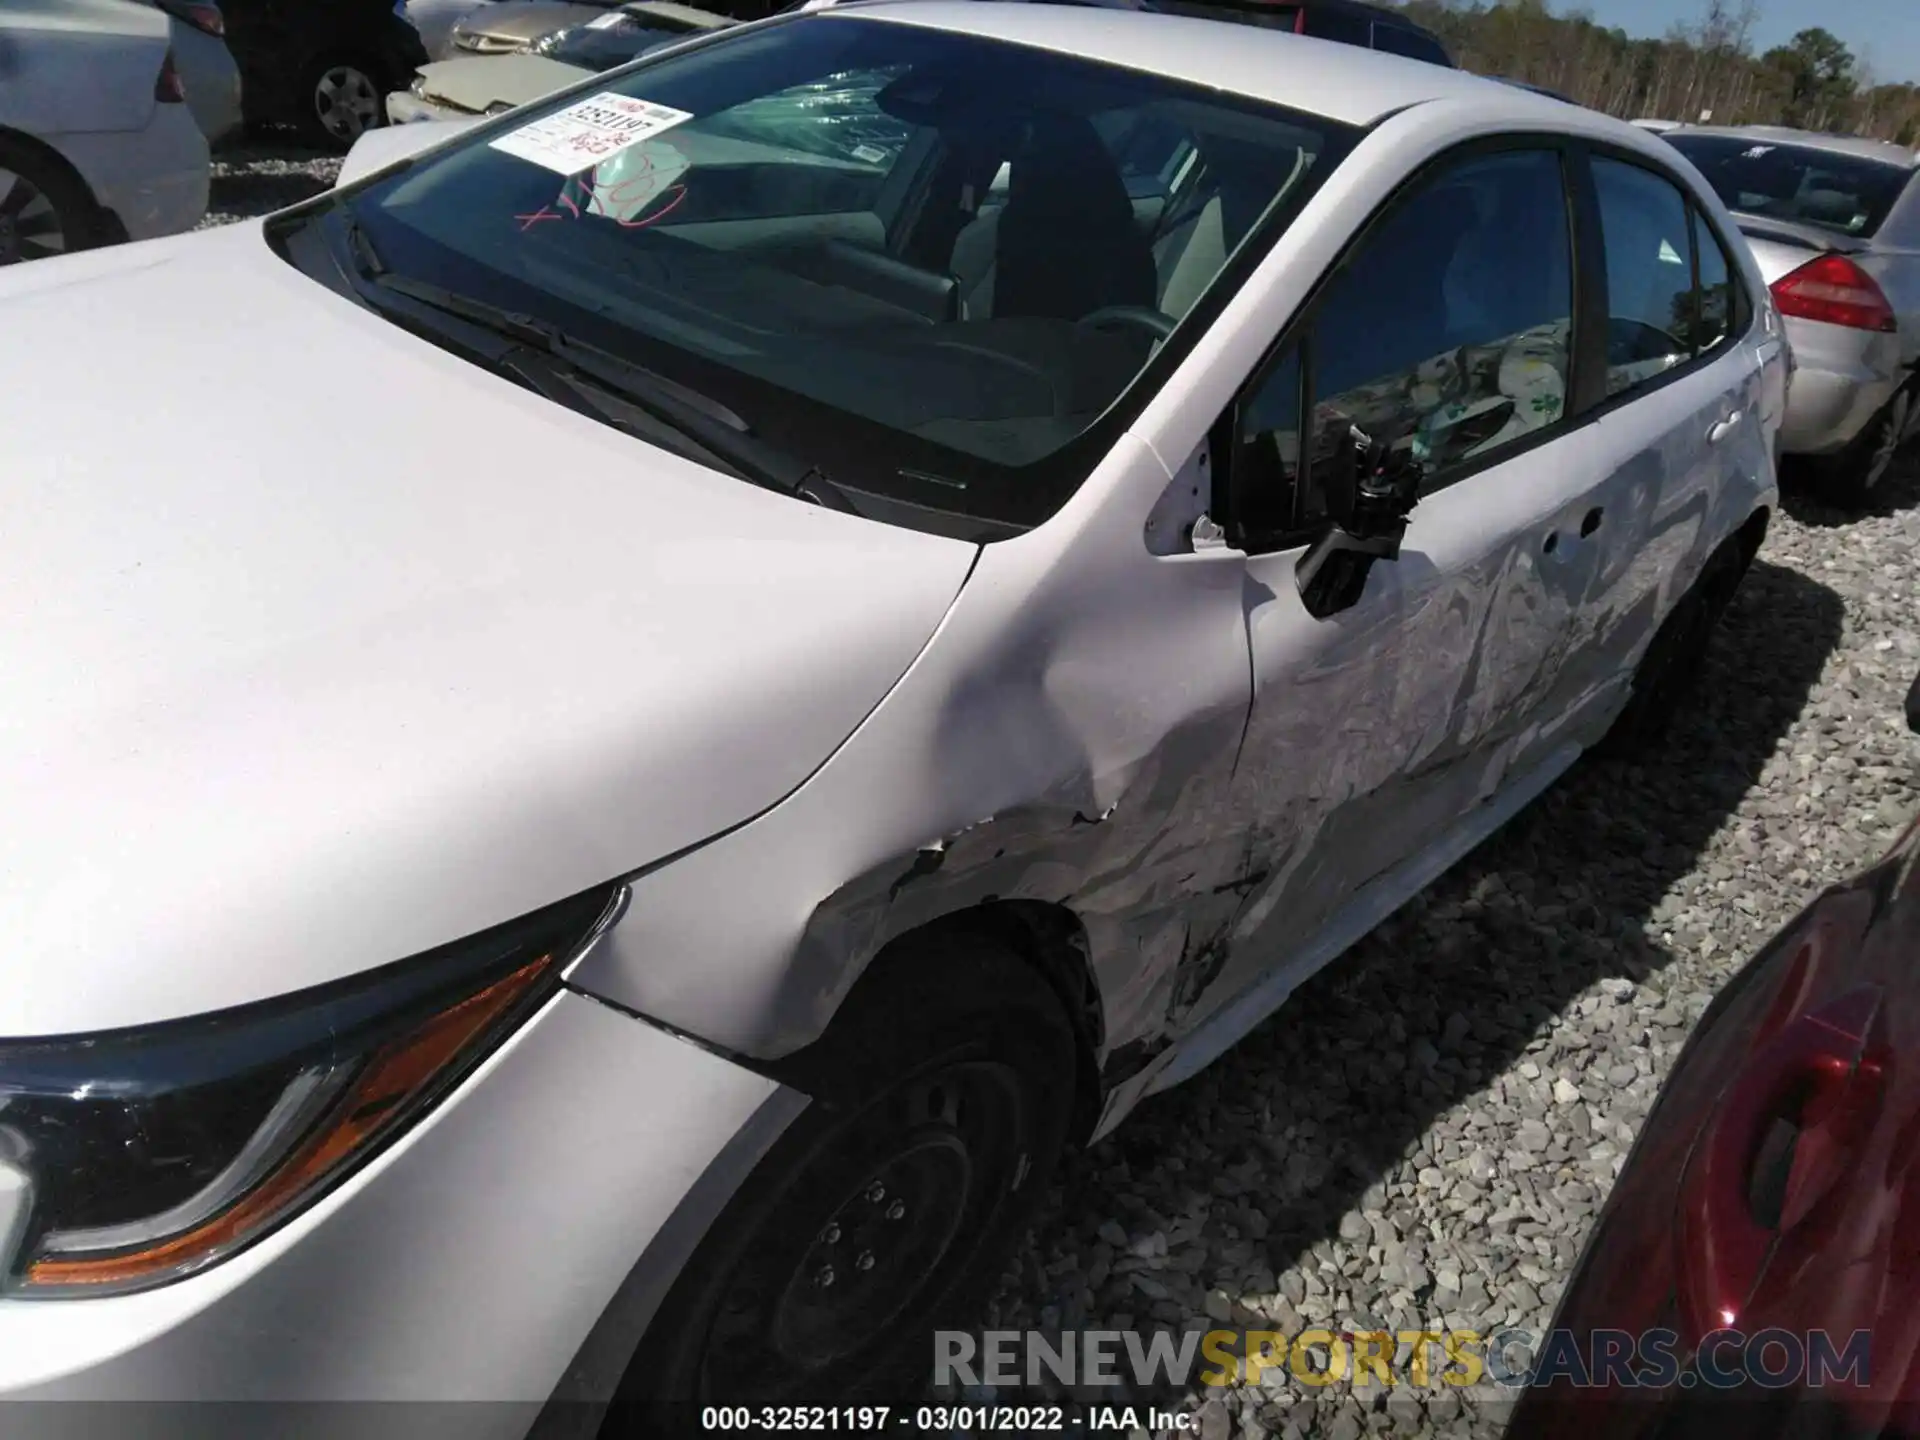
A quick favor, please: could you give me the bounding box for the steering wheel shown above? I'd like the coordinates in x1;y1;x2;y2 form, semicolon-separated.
1077;305;1178;342
1607;316;1686;365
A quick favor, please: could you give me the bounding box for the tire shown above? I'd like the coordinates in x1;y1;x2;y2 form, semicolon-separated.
610;934;1078;1423
297;54;388;152
0;137;102;266
1816;380;1916;505
1596;533;1752;759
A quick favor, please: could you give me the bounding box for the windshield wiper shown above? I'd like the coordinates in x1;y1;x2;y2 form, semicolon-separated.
337;213;858;513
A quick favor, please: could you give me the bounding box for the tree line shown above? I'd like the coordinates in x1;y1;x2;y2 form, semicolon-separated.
1395;0;1920;145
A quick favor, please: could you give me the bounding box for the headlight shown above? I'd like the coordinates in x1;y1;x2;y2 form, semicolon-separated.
0;884;623;1297
455;31;525;54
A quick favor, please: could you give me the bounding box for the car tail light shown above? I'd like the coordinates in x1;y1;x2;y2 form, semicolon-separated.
173;1;226;37
1674;983;1889;1341
1770;253;1898;333
154;49;188;103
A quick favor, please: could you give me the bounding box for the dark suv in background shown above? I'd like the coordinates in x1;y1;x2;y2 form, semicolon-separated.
222;0;430;149
1156;0;1452;64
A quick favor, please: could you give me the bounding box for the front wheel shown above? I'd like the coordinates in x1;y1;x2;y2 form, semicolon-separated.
299;54;388;151
612;935;1077;1420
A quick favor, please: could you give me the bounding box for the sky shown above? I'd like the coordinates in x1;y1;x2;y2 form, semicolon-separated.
1578;0;1920;85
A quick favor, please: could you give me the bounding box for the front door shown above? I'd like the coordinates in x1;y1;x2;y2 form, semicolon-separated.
1179;143;1601;1035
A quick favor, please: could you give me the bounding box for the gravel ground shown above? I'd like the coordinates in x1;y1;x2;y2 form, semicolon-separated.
200;148;1920;1436
197;140;340;230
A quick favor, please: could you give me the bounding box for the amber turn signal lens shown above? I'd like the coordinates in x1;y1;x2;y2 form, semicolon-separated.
25;956;554;1289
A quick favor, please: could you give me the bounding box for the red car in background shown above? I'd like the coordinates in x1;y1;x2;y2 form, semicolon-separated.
1507;669;1920;1439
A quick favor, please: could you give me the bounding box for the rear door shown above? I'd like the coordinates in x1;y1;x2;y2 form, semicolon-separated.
1524;149;1769;736
1179;141;1601;1032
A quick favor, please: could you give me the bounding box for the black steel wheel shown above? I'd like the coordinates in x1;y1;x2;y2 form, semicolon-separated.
612;933;1078;1421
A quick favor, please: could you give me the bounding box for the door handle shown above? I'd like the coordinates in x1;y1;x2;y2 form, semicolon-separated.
1708;410;1744;444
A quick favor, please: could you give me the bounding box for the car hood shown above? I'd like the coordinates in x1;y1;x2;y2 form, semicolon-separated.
456;2;606;46
0;225;977;1037
414;53;590;112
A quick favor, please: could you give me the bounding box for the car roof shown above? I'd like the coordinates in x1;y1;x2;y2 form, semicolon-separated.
1671;125;1919;170
815;1;1534;125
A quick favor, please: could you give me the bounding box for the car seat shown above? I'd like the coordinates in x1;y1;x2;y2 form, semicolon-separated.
950;112;1158;322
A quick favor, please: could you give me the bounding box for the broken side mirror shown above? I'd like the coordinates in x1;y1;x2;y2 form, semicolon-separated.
1906;667;1919;735
1295;422;1421;620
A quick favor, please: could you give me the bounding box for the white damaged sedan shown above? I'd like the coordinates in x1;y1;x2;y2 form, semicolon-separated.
0;1;1785;1426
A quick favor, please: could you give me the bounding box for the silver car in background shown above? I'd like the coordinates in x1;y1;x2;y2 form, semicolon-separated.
142;0;243;146
0;0;209;262
1666;126;1920;499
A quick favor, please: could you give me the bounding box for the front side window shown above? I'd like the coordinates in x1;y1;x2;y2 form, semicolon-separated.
1236;147;1575;540
300;17;1346;531
1663;133;1913;239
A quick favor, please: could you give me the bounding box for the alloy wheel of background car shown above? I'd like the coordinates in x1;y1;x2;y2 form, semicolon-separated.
611;936;1078;1418
1820;382;1917;505
306;60;386;150
0;142;97;266
1857;385;1912;494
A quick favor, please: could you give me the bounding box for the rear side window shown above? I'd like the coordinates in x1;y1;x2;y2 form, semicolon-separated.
1663;133;1913;239
1235;147;1574;538
1592;157;1749;398
1371;23;1451;64
1687;206;1737;353
1591;158;1696;397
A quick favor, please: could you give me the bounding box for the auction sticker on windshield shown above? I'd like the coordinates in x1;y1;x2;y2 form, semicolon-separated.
490;93;694;176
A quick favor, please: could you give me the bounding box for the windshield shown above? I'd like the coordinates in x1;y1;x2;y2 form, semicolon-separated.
305;15;1346;530
1664;133;1914;238
536;8;728;70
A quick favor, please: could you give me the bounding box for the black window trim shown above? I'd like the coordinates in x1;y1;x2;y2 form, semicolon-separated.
1217;131;1762;557
1567;138;1759;429
1217;130;1591;555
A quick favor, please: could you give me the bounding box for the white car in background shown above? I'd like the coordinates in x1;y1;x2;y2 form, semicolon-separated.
0;4;1784;1421
0;0;208;262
